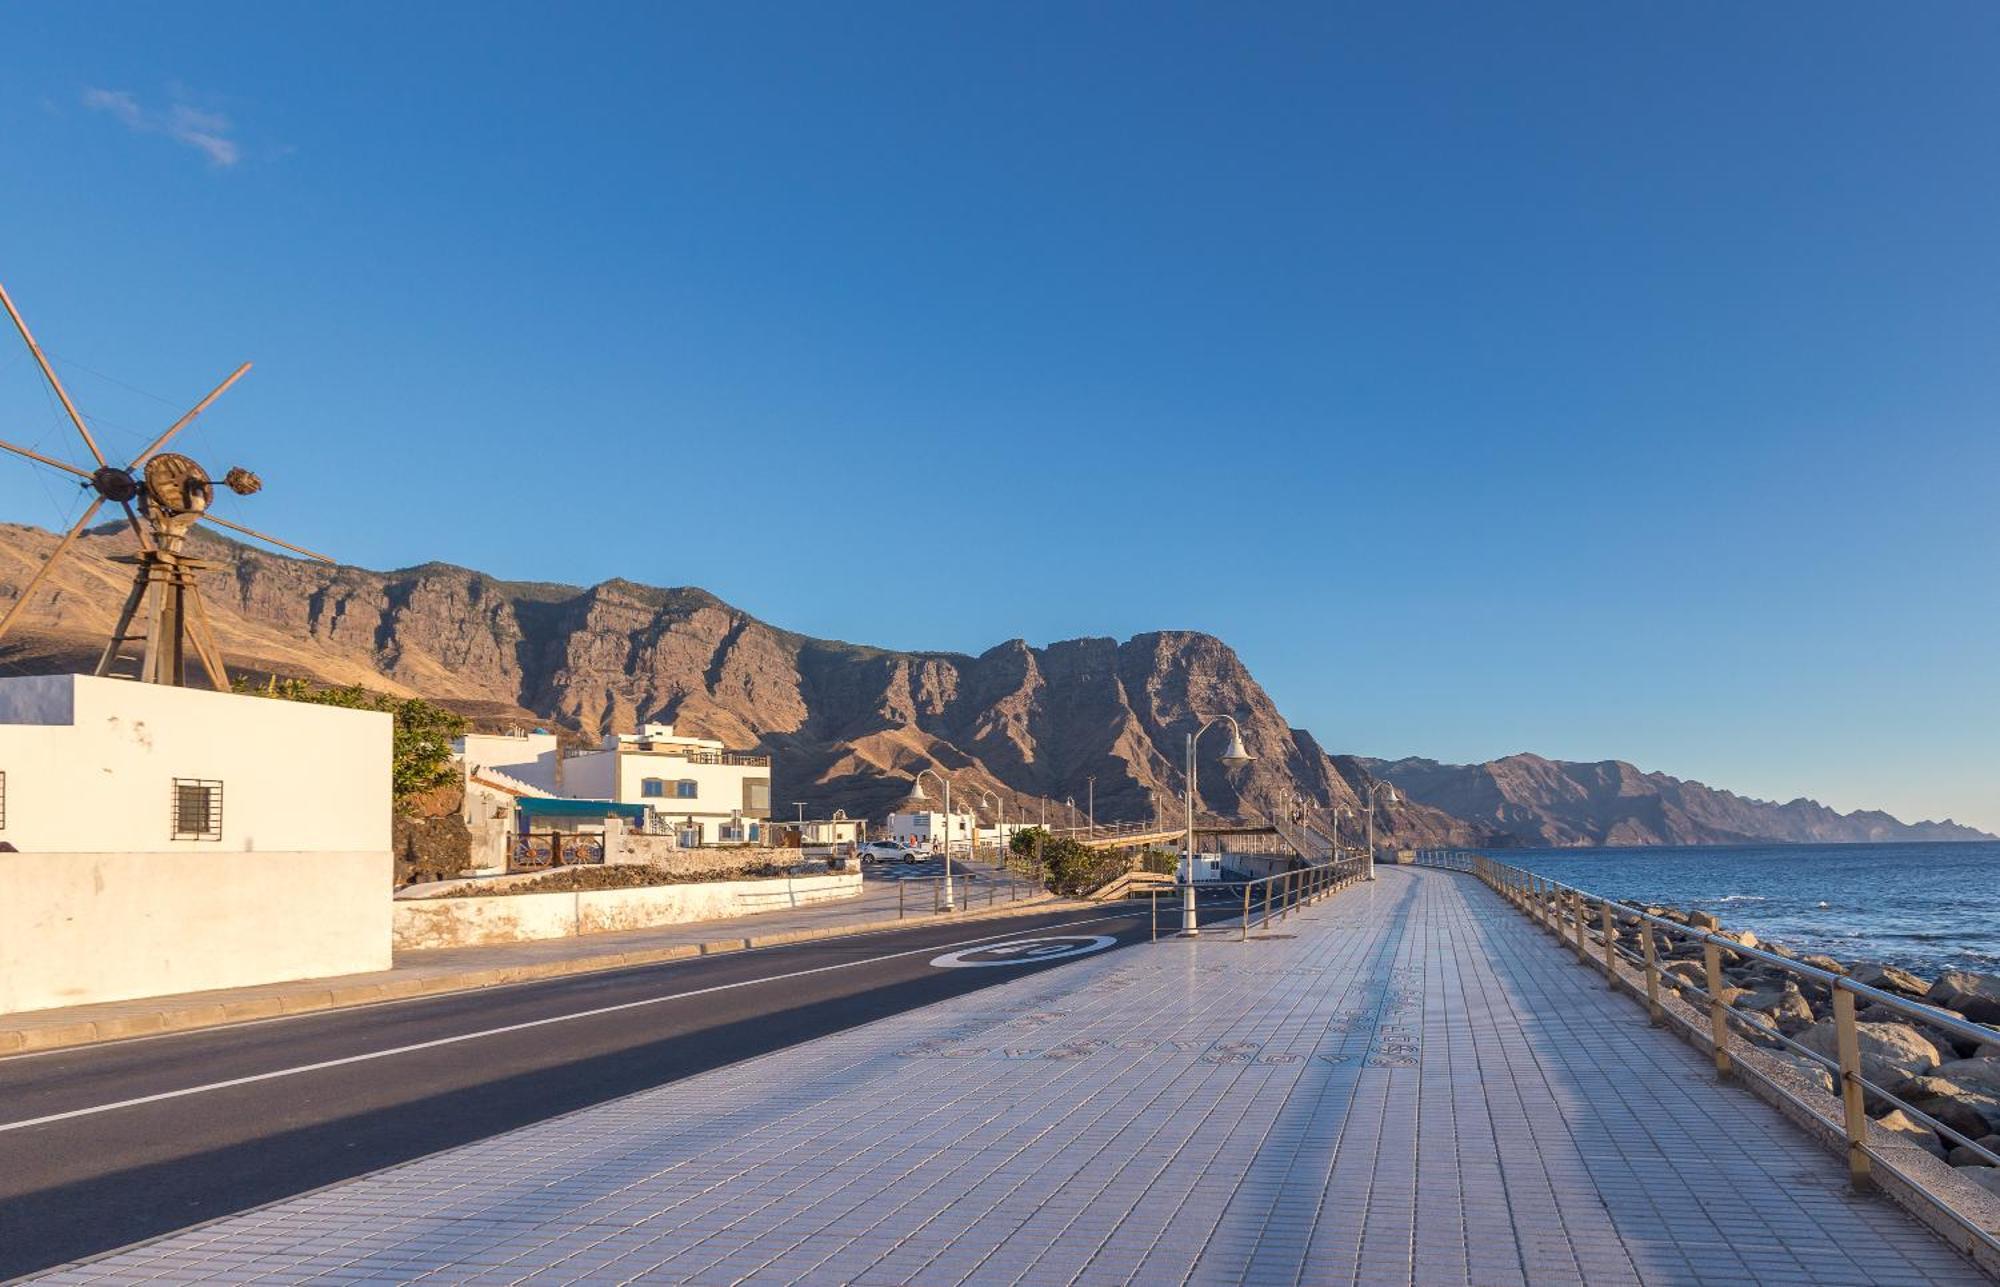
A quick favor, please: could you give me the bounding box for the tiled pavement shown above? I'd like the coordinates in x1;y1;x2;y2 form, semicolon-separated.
39;869;1988;1285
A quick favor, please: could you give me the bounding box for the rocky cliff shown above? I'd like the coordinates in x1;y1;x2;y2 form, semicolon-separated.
0;522;1476;844
1360;752;1994;847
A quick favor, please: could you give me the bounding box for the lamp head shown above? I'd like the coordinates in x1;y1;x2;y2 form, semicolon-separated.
906;779;930;804
1220;729;1253;766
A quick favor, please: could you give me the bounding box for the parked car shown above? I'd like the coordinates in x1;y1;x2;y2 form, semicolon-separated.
858;840;921;864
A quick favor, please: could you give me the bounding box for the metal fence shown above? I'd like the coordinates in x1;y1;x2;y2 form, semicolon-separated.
1470;854;2000;1267
1146;855;1369;941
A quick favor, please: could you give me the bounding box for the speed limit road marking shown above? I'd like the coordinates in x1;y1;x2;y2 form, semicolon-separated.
930;936;1117;969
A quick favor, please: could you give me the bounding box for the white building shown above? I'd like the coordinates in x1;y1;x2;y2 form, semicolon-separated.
0;674;391;1015
881;808;979;852
561;723;771;845
454;728;562;795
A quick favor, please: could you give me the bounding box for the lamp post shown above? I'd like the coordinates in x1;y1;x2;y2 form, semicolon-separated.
907;769;957;912
1065;796;1077;833
976;788;1004;865
1086;775;1096;838
1363;781;1399;882
1328;806;1353;861
1182;714;1254;936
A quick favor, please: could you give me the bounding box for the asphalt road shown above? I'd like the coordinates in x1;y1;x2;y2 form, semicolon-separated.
0;900;1212;1279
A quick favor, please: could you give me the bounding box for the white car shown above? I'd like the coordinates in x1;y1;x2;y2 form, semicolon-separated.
858;841;922;864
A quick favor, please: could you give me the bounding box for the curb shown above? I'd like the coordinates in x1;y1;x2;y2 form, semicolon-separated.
0;895;1084;1056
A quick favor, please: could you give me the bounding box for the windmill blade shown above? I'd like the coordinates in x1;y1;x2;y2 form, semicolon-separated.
129;362;253;468
0;280;109;468
0;496;104;646
198;511;334;563
0;435;94;480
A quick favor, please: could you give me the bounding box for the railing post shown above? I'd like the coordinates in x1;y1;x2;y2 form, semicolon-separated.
899;882;906;919
1263;877;1274;930
1703;939;1733;1077
1832;988;1873;1189
1151;887;1158;942
1642;921;1663;1024
1600;903;1617;988
1571;891;1588;961
1241;881;1251;942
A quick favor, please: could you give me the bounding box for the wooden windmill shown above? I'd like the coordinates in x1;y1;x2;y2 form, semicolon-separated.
0;279;333;689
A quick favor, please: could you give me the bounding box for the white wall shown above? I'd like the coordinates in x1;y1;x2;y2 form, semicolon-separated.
393;870;861;950
0;849;389;1014
0;674;393;1015
882;810;976;847
0;674;390;854
456;731;561;794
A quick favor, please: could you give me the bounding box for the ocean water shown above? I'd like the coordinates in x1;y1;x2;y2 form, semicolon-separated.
1493;841;2000;977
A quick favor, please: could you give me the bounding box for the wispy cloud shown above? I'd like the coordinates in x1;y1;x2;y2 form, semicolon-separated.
82;86;242;167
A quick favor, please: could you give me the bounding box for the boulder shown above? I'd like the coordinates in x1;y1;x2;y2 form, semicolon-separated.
1935;1058;2000;1096
1947;1135;2000;1168
1798;1020;1944;1087
1887;1077;2000;1141
1800;953;1847;976
1961;1167;2000;1199
1689;910;1721;931
1849;961;1932;999
1771;1052;1836;1096
1932;972;2000;1025
1664;962;1706;986
1716;928;1759;951
1765;942;1800;960
1873;1109;1946;1158
1771;989;1817;1034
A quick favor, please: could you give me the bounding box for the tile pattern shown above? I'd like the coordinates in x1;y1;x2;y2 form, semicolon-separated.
38;870;1987;1285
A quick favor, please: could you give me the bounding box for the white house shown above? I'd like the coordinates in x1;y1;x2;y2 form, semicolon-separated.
0;673;392;1016
454;728;563;794
881;808;979;852
562;723;771;845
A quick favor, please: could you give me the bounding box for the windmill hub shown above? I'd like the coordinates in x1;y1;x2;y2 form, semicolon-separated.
90;465;141;505
144;452;213;515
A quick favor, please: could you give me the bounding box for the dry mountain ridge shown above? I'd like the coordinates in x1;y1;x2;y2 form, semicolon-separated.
0;521;1476;844
1360;752;1993;847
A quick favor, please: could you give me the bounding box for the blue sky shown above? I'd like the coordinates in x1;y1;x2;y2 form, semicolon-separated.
3;4;1996;831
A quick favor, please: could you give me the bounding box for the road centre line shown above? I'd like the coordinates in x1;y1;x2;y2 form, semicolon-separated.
0;912;1137;1134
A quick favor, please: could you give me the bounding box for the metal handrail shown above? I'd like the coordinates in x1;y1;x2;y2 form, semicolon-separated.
1146;855;1369;941
1470;854;2000;1259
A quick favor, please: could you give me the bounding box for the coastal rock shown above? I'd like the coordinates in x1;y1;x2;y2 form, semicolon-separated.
1664;962;1706;987
1873;1109;1946;1158
1965;1168;2000;1198
1689;911;1721;932
1935;1058;2000;1096
1771;1052;1836;1096
1737;987;1815;1034
1947;1135;2000;1168
1934;971;2000;1025
1800;954;1847;976
1798;1021;1943;1087
1715;928;1759;951
1849;961;1932;1000
1888;1077;2000;1141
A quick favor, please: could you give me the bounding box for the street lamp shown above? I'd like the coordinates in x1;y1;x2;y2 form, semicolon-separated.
906;769;958;912
1363;781;1399;882
1086;775;1096;838
976;788;1005;865
1065;796;1077;832
1182;714;1253;936
1328;805;1354;861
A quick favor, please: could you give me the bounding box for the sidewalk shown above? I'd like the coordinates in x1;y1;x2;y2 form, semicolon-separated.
40;868;1986;1285
0;863;1068;1056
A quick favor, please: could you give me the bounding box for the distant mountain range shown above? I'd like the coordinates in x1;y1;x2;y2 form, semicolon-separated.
1;520;1988;848
1358;753;1993;847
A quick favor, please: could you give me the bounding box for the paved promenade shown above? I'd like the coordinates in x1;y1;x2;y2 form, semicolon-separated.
42;868;1986;1285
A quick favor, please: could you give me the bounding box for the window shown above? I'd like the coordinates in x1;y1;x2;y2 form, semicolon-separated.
172;779;223;840
675;780;698;799
745;778;770;813
641;778;666;798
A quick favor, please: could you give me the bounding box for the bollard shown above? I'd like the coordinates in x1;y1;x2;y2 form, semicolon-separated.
1703;939;1732;1077
1600;903;1617;988
899;882;906;919
1642;921;1663;1024
1832;988;1872;1188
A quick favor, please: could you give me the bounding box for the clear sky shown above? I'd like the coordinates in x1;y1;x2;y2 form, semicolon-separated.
3;4;1996;831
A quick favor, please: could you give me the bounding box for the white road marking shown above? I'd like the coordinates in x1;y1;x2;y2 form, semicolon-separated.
0;914;1133;1135
930;936;1117;968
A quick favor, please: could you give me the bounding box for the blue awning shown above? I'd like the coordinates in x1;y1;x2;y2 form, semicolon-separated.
516;797;649;822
